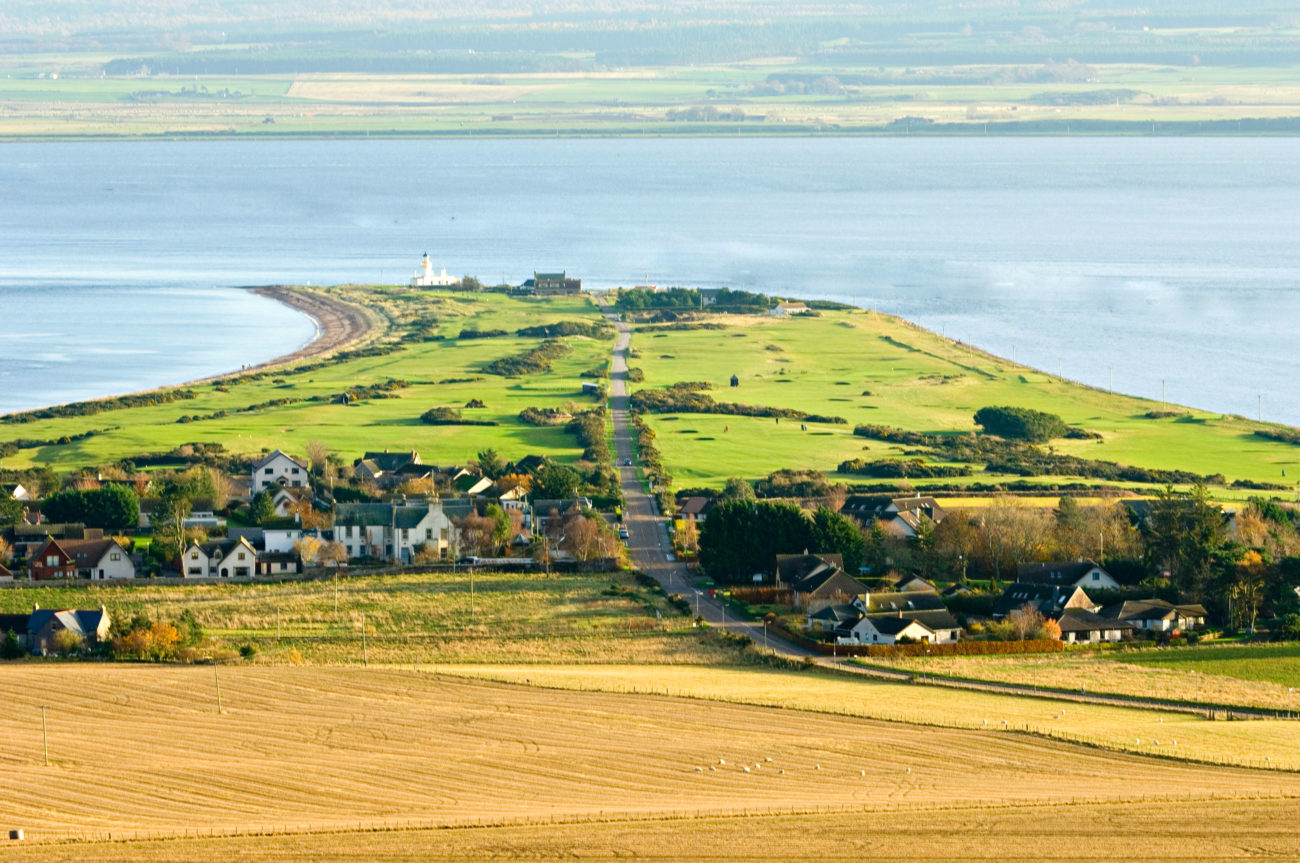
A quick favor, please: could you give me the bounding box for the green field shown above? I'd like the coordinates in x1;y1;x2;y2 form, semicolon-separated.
0;287;612;472
0;569;731;665
1123;644;1300;689
628;308;1300;494
1;63;1297;140
860;646;1300;713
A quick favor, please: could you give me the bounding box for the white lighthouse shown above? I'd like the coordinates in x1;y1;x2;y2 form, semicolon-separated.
410;253;457;287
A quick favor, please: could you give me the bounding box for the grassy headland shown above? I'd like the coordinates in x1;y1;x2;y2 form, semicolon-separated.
0;286;612;472
627;306;1300;497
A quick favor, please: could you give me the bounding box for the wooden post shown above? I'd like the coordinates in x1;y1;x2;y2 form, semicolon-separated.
362;613;368;667
214;667;223;715
41;706;49;766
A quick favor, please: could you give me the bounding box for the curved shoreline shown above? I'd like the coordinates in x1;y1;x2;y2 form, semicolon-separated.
0;285;376;420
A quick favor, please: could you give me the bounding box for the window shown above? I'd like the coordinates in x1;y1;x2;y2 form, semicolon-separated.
440;528;448;541
264;468;273;474
111;553;121;561
402;529;409;541
237;552;246;560
46;555;59;566
292;467;300;474
1092;572;1100;580
425;529;433;539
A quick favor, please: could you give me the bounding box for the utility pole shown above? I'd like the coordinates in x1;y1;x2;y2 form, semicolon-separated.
41;706;49;766
470;569;476;625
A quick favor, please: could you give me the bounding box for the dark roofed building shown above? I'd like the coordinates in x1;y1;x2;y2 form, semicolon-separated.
864;591;945;614
678;497;714;522
790;566;869;612
1100;599;1207;632
1056;608;1133;644
521;271;582;295
775;553;844;586
993;583;1095;620
1017;560;1119;591
28;606;112;654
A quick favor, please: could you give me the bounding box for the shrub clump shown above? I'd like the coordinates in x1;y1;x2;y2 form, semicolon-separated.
483;340;572;377
631;381;845;424
420;407;498;426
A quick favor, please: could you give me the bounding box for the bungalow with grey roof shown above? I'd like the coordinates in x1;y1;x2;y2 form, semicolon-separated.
28;605;112;654
1017;560;1120;591
1100;599;1207;632
1057;608;1133;644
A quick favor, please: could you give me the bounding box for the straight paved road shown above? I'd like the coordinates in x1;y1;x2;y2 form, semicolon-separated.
597;298;815;659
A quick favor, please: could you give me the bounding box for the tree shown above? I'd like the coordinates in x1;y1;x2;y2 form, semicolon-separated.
249;490;277;524
698;499;814;584
1007;603;1046;641
153;485;193;558
531;462;580;501
720;477;755;502
305;440;330;477
0;497;23;527
485;504;512;549
52;628;84;656
1144;483;1227;600
456;511;501;558
318;541;348;567
0;537;12;567
294;536;323;565
1228;549;1267;631
1;629;23;659
809;506;865;574
475;448;506;480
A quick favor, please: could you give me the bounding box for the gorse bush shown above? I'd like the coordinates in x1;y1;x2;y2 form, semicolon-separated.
631;381;846;424
483;340;572;376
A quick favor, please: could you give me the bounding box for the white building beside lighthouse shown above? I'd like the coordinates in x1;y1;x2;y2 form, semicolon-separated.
410;253;458;287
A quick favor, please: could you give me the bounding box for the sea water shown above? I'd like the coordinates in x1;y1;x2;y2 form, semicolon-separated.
1;137;1296;420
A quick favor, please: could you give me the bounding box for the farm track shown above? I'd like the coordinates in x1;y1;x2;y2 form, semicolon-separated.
1;666;1298;854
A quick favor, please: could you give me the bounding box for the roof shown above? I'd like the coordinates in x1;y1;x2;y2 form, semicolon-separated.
252;450;308;471
361;451;420;472
28;608;109;637
893;575;936;592
511;455;547;474
1100;599;1208;623
809;604;860;625
793;567;869;599
993;584;1093;618
865;615;928;636
864;591;945;613
1058;607;1134;633
59;538;128;569
775;553;844;585
678;497;714;517
1016;560;1109;586
334;502;442;529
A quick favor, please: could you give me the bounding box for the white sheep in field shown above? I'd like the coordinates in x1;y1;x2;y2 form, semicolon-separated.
742;766;750;773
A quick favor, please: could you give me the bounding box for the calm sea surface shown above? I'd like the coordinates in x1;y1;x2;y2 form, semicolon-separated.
1;138;1297;421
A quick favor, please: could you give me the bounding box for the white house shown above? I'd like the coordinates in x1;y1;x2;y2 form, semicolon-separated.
271;486;311;518
251;450;310;493
333;500;460;563
183;536;260;578
4;483;32;502
770;301;809;317
410;253;458;287
1100;599;1207;632
62;538;136;580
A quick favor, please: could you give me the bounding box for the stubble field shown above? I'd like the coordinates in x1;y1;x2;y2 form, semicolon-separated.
0;665;1298;862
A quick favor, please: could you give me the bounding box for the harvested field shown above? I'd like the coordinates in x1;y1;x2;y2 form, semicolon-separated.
439;664;1300;770
10;799;1298;862
2;665;1299;852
